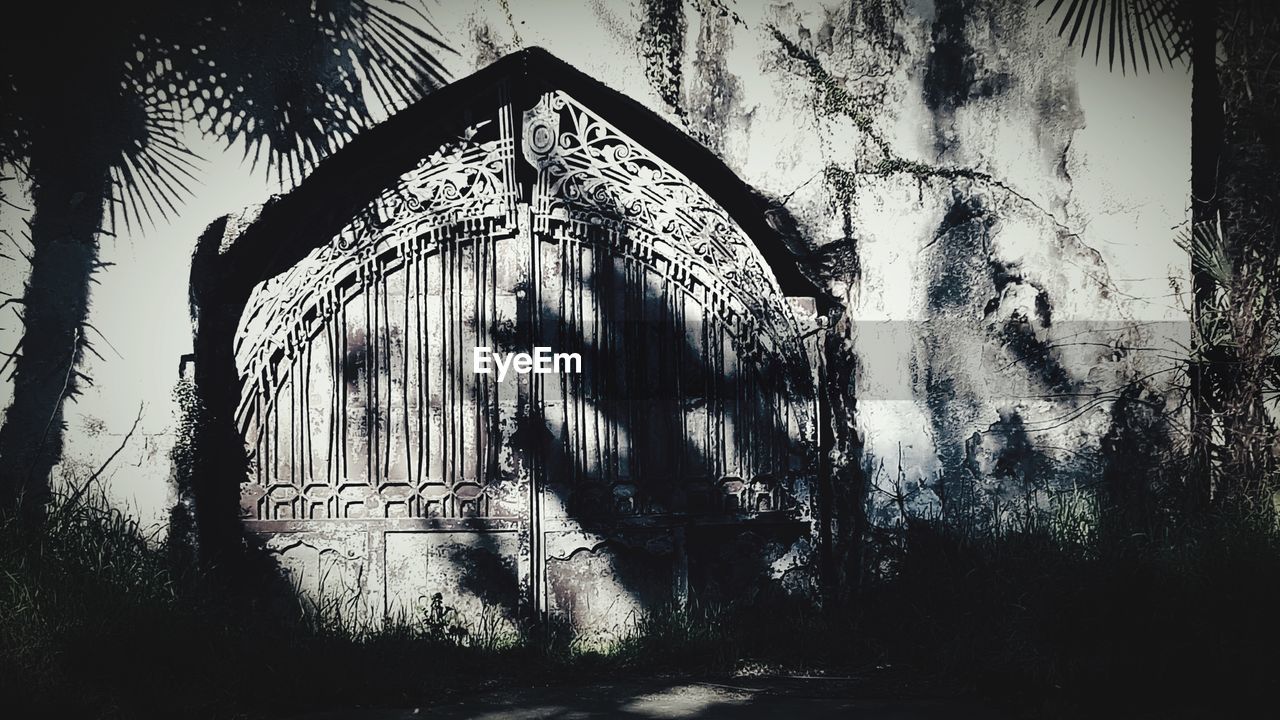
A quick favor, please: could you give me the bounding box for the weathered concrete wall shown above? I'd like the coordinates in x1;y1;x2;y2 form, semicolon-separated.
414;0;1191;531
0;0;1189;540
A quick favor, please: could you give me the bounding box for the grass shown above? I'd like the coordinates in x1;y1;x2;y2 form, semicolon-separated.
4;485;1279;719
1;489;516;719
851;508;1280;717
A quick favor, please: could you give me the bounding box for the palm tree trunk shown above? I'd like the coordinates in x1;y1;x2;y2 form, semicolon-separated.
0;138;110;525
1189;3;1224;510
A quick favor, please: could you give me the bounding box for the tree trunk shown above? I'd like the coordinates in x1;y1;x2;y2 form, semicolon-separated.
0;138;110;525
1188;3;1224;510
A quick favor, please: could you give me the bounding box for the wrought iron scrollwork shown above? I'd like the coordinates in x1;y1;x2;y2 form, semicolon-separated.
232;87;816;525
522;90;815;442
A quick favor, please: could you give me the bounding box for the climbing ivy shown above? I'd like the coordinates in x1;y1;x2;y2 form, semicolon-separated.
770;24;1070;229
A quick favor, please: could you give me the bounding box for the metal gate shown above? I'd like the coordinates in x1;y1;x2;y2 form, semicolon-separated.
226;63;821;640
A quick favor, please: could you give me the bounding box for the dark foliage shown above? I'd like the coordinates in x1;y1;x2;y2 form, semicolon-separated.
0;0;450;524
7;484;1279;718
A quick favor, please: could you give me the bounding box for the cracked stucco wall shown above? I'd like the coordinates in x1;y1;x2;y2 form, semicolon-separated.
0;0;1190;534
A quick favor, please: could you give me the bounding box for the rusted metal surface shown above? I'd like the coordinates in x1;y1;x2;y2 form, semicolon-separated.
228;68;822;638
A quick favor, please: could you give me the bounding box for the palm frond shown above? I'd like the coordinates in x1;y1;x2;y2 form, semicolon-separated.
1176;219;1231;289
1174;220;1274;353
106;87;204;232
128;0;451;188
1036;0;1191;73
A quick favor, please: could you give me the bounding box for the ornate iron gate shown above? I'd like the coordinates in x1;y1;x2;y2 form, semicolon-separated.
219;53;823;640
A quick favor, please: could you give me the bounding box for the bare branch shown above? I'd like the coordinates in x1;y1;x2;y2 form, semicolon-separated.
58;403;145;512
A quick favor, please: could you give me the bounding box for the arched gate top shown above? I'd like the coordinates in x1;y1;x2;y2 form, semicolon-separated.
192;47;829;312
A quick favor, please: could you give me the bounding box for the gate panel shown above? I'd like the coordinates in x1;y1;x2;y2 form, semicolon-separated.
233;88;529;626
524;90;820;636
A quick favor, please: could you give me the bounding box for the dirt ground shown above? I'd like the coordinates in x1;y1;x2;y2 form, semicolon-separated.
288;677;1007;719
